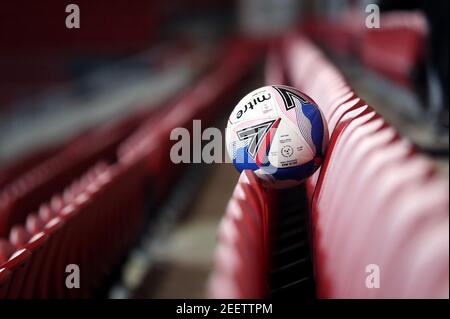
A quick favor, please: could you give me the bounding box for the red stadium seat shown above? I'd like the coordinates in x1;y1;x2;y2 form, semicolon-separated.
210;198;267;298
208;169;275;298
0;241;32;299
8;225;49;299
0;268;12;298
0;240;15;264
33;216;65;298
25;213;45;235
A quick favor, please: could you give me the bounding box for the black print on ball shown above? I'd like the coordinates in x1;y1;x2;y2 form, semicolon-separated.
236;120;275;158
273;86;309;111
236;93;271;119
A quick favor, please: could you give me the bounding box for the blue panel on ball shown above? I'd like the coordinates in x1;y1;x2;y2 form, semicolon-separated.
301;104;324;157
232;146;260;172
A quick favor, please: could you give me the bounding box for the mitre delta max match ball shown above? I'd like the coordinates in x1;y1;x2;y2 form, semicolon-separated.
226;85;329;189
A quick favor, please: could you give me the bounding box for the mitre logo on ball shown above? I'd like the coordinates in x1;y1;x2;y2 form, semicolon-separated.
226;85;329;189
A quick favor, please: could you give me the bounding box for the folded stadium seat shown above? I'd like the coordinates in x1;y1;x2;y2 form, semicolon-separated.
38;204;57;226
326;96;365;134
0;240;15;266
377;178;448;298
0;240;31;298
207;269;242;298
9;226;49;298
97;165;131;282
310;111;382;243
237;170;272;259
25;213;45;235
210;198;267;298
331;155;437;297
231;183;264;233
91;168;129;278
71;179;108;297
38;196;87;298
9;225;31;247
208;168;283;298
80;192;112;296
209;242;254;299
33;216;65;298
305;105;372;203
89;169;118;289
63;165;109;297
0;267;11;298
219;198;263;267
315;126;404;289
303;99;369;191
50;204;83;298
315;117;388;220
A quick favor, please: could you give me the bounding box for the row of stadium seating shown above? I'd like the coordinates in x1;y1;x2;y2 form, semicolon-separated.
0;108;154;238
285;35;448;298
208;34;448;298
0;145;60;191
0;38;261;298
0;159;146;298
207;170;272;298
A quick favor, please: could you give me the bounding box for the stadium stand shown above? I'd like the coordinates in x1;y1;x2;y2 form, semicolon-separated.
208;34;448;299
0;2;447;300
0;37;261;298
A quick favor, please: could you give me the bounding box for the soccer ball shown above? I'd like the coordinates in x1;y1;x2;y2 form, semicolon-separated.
225;85;329;189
